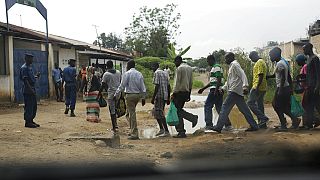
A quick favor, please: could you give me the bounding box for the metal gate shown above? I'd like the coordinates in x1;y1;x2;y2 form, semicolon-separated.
13;49;48;103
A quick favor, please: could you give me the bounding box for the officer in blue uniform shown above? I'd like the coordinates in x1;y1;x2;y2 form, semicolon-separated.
20;54;40;128
63;59;77;117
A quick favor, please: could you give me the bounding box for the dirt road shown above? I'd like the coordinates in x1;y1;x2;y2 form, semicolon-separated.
1;73;320;166
1;98;320;167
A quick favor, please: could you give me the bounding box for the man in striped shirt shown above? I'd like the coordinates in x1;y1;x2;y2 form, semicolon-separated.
198;55;232;131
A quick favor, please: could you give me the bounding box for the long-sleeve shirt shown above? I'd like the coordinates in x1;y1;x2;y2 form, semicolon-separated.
63;66;77;86
222;60;248;96
173;63;193;93
114;68;146;99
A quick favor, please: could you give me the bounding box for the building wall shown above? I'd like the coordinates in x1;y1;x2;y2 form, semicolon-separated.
13;39;42;50
0;75;10;101
310;34;320;54
59;47;76;69
79;54;90;70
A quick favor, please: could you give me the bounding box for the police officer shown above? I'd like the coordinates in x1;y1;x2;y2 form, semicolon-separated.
20;54;40;128
63;59;77;117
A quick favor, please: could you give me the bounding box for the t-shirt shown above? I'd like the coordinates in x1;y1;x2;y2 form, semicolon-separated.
153;69;169;100
209;64;224;90
102;69;121;99
275;58;289;88
252;59;267;91
52;68;62;83
173;63;193;93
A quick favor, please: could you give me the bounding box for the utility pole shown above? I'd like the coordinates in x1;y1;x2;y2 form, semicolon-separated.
16;14;22;26
92;24;102;51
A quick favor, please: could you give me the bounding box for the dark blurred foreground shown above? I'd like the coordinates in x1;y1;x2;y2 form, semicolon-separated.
2;148;320;180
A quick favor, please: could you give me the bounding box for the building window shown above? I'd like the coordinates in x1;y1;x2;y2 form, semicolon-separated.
0;34;7;75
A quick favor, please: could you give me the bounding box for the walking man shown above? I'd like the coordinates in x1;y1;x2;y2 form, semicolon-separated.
198;55;232;132
171;56;198;138
267;47;300;130
63;59;77;117
20;53;40;128
99;60;121;132
213;52;259;133
303;43;320;129
151;63;171;137
247;51;269;128
52;63;63;102
114;60;146;140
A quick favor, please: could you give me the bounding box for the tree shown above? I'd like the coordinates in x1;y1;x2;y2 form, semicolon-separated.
124;3;181;57
97;32;124;51
212;49;226;64
167;43;191;60
267;41;279;47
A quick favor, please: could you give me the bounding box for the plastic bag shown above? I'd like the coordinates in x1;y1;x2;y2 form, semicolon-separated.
98;96;107;107
166;101;179;126
290;95;304;117
116;93;126;118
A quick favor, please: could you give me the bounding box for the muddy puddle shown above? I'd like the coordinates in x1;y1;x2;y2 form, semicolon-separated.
139;95;250;139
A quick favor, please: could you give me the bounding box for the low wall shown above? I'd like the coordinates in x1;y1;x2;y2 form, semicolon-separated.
0;75;10;102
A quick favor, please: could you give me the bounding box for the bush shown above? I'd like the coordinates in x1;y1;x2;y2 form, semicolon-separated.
135;57;176;98
135;56;162;69
135;64;155;98
193;80;204;89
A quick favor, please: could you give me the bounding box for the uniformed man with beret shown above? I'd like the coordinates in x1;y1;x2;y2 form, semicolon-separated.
20;53;40;128
62;59;77;117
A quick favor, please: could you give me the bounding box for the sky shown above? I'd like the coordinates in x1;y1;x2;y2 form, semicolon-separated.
1;0;320;59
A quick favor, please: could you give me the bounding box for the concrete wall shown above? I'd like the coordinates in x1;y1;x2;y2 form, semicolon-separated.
310;34;320;54
13;39;41;50
59;47;76;69
0;75;10;101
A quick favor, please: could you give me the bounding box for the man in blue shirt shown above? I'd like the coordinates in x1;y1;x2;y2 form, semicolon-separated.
63;59;77;117
52;63;63;102
20;54;40;128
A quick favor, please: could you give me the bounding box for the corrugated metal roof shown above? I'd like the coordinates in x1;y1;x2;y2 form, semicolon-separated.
0;22;132;59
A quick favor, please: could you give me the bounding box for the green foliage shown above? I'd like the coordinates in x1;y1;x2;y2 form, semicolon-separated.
159;61;176;72
135;56;162;69
193;80;204;89
135;56;175;98
178;46;191;57
98;32;124;50
167;43;177;60
135;64;154;98
187;57;208;68
167;43;191;60
124;4;181;57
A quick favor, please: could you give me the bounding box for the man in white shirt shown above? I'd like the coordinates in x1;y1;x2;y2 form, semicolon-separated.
213;52;258;133
114;60;146;140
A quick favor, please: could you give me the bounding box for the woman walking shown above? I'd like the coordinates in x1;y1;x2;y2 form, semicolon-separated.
85;66;101;123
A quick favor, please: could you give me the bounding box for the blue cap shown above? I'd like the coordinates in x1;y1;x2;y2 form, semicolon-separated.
295;54;306;63
25;53;34;57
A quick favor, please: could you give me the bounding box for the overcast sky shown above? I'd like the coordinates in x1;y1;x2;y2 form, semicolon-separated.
1;0;320;58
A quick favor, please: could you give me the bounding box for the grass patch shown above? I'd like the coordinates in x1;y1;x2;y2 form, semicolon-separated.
264;88;303;104
193;80;204;89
